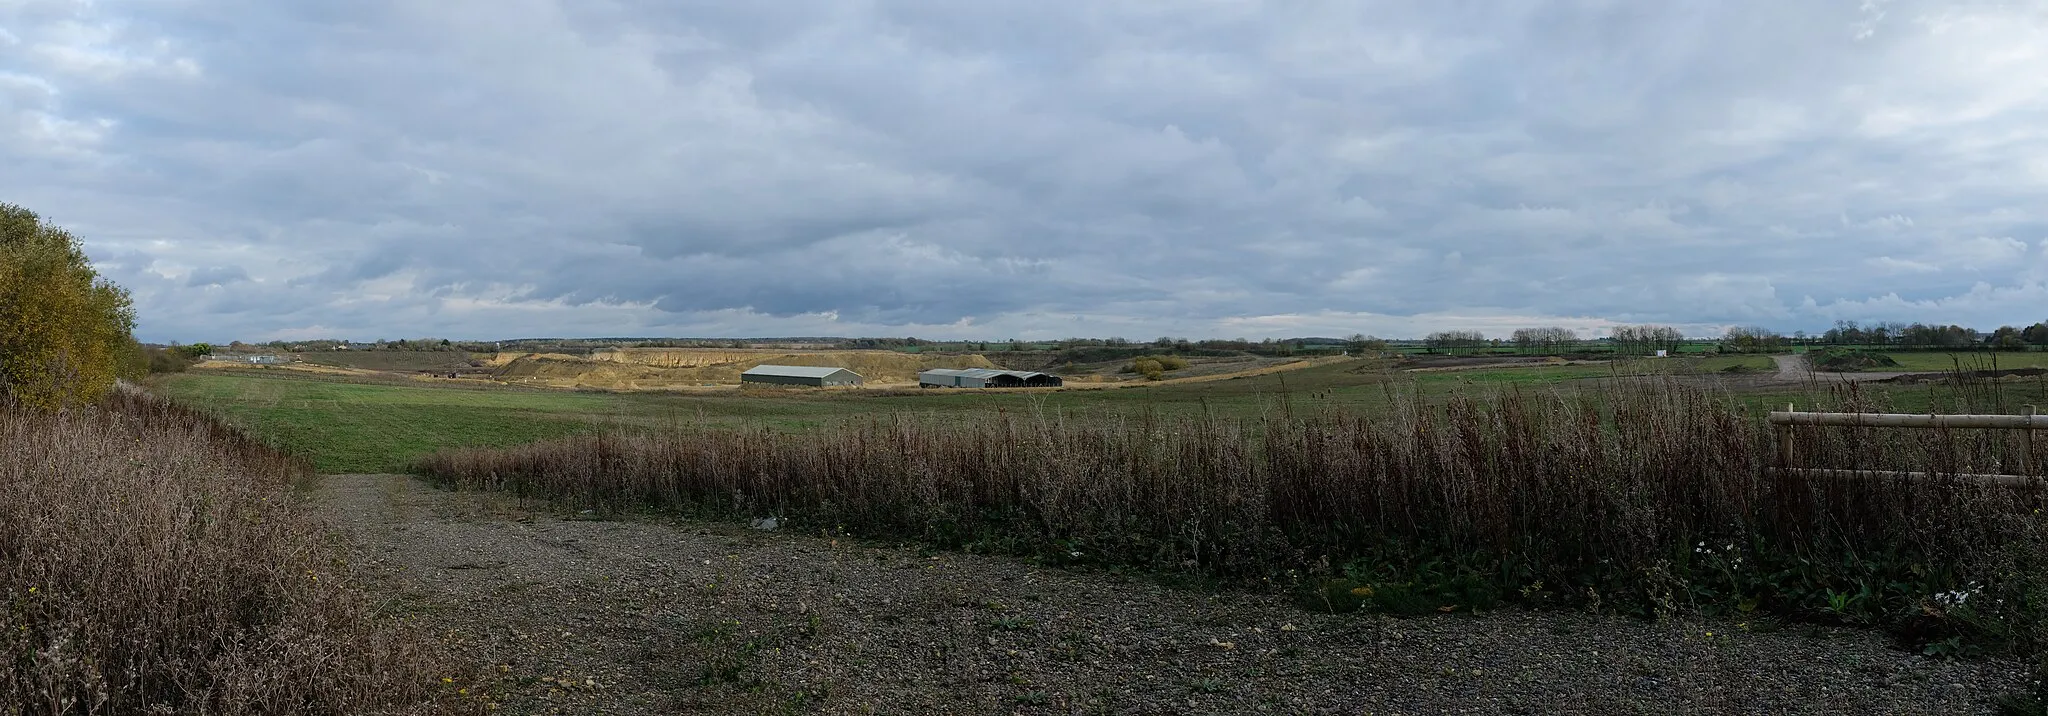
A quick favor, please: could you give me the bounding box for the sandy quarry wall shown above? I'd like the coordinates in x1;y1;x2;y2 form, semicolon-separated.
588;349;798;368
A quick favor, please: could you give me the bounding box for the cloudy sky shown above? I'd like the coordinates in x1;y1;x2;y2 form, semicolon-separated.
6;1;2048;343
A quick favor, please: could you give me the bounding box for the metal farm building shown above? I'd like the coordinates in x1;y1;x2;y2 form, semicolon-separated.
740;365;865;387
918;368;1064;389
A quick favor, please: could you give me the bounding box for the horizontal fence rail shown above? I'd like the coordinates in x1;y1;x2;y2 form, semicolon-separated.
1766;467;2041;488
1769;404;2040;485
1768;410;2048;430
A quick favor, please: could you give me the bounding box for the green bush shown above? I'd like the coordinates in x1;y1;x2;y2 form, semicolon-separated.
1130;357;1164;380
1122;355;1188;380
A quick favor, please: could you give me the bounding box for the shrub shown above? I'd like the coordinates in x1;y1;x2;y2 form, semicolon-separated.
1121;355;1188;380
1810;348;1901;372
146;346;198;373
1129;357;1164;380
0;391;469;714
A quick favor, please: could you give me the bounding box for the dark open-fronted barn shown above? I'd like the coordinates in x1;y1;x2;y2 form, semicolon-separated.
917;368;1063;388
741;365;864;387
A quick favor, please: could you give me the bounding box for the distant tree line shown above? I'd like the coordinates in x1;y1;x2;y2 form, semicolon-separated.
840;337;932;350
1718;326;1787;353
1817;320;2048;349
1510;327;1578;355
1607;325;1684;355
182;314;2048;366
1424;330;1488;354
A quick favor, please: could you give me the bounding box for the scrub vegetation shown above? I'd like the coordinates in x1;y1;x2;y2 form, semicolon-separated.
0;393;472;713
0;204;466;714
414;379;2048;711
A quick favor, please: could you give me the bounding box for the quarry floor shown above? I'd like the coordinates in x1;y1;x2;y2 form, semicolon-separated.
317;473;2032;715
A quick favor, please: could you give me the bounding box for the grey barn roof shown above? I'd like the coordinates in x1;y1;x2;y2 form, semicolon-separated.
742;365;861;379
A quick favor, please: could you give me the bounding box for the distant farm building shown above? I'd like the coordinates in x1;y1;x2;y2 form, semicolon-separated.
740;365;864;387
918;368;1064;388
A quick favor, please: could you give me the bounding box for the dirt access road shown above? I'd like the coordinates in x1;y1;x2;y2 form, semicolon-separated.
317;474;2029;715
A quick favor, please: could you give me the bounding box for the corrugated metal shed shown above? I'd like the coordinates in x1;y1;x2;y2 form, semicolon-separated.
918;368;1063;388
741;365;864;387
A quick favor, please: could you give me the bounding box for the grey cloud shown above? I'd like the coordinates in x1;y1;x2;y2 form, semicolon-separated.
4;0;2048;343
185;264;249;287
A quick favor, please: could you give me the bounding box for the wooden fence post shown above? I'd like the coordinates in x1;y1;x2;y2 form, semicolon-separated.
2025;404;2037;476
1778;402;1795;470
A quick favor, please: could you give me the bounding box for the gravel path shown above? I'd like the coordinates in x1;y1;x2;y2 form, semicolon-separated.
316;474;2031;715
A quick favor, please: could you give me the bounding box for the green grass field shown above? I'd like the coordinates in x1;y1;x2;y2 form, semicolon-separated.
294;350;488;372
161;372;931;472
162;352;2038;475
1880;352;2048;372
160;369;1127;471
156;361;1579;471
159;373;629;472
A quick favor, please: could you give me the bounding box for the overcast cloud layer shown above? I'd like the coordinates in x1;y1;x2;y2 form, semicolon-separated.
6;0;2048;343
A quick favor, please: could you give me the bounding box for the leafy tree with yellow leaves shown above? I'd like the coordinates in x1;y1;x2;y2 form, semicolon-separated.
0;203;138;408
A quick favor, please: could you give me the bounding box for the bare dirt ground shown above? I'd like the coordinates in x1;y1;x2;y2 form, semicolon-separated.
1392;355;1569;371
316;474;2031;715
1771;354;1909;383
1398;358;1608;374
1603;355;1917;394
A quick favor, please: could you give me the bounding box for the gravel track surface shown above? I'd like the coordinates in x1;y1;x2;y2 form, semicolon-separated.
316;474;2031;715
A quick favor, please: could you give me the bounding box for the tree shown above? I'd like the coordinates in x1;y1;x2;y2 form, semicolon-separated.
1347;333;1389;355
1987;326;2025;350
1610;325;1683;355
1869;321;1909;346
2024;322;2048;346
1511;327;1578;355
1824;320;1864;345
1721;326;1784;353
0;203;138;408
1424;330;1486;354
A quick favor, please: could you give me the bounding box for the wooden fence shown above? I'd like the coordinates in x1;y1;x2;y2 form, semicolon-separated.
1769;404;2043;486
